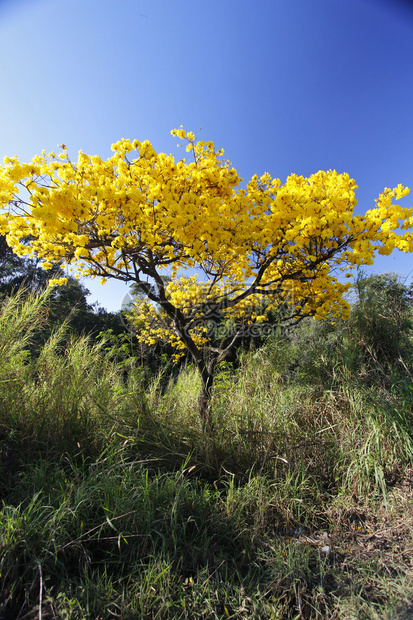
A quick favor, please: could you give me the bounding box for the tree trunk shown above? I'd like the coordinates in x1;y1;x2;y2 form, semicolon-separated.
197;364;215;434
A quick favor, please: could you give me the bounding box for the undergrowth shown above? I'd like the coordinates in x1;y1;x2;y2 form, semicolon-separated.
1;278;413;619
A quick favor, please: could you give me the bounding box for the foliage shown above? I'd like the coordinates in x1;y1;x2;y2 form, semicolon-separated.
1;130;412;327
1;129;413;425
0;232;127;352
350;271;413;367
45;275;126;340
0;232;58;294
283;272;413;388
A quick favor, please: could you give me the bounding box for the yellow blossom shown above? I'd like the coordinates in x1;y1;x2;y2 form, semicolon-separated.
0;128;412;359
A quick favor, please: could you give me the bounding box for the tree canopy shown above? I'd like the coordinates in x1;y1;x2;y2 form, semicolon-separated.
1;128;413;426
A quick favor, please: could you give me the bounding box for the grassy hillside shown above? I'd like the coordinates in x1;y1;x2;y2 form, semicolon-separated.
1;278;413;619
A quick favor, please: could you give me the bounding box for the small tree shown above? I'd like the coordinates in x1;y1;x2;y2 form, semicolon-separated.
351;272;413;368
1;128;412;429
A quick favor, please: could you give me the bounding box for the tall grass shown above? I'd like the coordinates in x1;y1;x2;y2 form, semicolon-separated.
0;289;150;474
1;281;413;618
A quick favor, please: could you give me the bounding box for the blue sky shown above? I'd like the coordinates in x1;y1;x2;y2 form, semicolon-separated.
1;0;413;311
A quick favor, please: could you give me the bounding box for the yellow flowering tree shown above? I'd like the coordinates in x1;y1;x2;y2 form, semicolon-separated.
0;128;412;428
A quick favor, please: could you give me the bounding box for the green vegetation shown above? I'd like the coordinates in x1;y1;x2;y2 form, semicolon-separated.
1;274;413;619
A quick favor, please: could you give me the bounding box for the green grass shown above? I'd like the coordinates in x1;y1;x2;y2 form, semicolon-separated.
1;287;413;618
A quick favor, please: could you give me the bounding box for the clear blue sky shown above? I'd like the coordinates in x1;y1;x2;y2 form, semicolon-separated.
1;0;413;311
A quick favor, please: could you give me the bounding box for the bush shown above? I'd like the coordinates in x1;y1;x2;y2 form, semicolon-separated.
282;272;413;387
